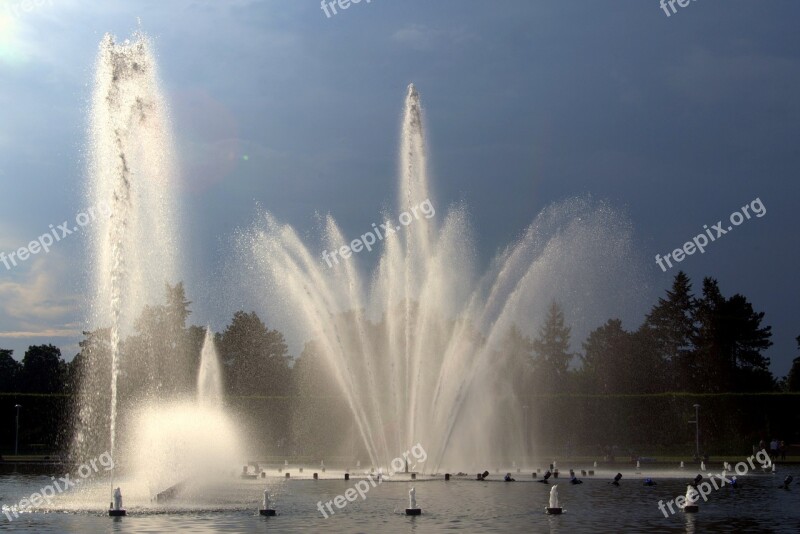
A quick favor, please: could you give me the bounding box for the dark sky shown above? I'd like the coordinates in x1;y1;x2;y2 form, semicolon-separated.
1;0;798;375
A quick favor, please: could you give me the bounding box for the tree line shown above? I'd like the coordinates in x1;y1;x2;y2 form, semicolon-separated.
1;273;798;456
507;271;796;396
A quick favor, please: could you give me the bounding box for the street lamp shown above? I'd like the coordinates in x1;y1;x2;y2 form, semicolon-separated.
688;404;700;461
14;404;22;456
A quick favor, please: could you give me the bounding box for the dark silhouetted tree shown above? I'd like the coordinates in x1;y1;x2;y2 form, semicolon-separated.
69;328;112;395
785;336;800;392
532;301;573;390
693;278;773;392
0;349;21;391
581;319;642;394
19;344;66;393
218;311;291;397
640;271;696;390
217;311;292;455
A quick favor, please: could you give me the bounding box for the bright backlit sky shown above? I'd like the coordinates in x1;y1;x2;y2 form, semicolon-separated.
1;0;799;375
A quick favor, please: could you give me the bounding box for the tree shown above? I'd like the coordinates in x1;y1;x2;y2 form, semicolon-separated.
19;345;66;394
498;325;535;397
0;349;21;392
126;282;195;396
218;311;291;397
165;282;192;331
581;319;631;394
693;278;774;392
69;329;115;460
70;328;113;400
785;336;800;392
216;311;292;455
531;301;573;390
291;340;340;398
640;271;696;390
290;340;351;457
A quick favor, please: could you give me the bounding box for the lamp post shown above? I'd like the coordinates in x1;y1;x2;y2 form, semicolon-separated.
14;404;22;456
688;404;700;461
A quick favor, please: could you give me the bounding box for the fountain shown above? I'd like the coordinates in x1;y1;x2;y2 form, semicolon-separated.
197;328;224;409
72;32;244;511
129;328;243;501
68;34;645;514
546;485;562;515
259;490;276;516
71;30;182;509
108;487;126;517
405;487;421;516
682;485;700;513
242;84;646;471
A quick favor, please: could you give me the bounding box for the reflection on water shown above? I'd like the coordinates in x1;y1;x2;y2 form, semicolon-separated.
684;512;697;534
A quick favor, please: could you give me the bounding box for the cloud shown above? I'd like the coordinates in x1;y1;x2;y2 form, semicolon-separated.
0;252;82;339
0;328;80;338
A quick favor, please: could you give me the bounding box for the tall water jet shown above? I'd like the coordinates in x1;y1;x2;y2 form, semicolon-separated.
197;328;223;408
74;31;180;476
60;30;248;511
242;84;647;471
398;84;434;452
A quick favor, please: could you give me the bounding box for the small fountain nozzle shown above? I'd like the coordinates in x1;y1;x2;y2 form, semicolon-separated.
405;487;421;516
108;487;126;517
260;489;277;516
682;485;700;513
545;485;563;514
